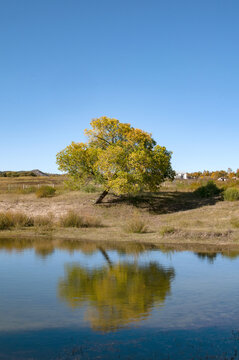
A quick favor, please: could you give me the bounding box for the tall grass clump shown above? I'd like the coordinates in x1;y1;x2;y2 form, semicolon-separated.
0;212;14;230
34;215;54;230
223;187;239;201
36;185;56;198
124;217;148;233
59;211;102;228
194;180;221;198
12;212;34;227
0;212;34;230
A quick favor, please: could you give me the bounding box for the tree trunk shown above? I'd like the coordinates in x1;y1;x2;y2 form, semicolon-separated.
95;190;109;204
98;247;112;268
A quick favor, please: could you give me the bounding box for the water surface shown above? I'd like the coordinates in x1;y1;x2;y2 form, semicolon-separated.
0;239;239;359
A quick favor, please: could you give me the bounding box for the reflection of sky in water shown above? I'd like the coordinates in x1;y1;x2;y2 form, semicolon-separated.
0;245;239;333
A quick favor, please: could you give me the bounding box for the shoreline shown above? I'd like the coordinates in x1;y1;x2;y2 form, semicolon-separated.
0;227;239;252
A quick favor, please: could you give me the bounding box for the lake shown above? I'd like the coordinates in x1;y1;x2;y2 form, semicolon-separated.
0;238;239;359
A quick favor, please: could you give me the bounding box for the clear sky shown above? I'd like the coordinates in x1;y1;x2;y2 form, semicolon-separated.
1;0;239;173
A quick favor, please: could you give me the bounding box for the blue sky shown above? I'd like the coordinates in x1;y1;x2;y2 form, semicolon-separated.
1;0;239;173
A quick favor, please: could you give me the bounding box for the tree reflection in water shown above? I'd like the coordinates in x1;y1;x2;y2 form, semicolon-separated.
58;255;175;332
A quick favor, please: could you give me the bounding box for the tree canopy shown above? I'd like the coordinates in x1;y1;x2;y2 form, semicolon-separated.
56;116;175;203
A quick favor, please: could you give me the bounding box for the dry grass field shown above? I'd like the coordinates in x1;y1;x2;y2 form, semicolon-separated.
0;175;65;193
0;177;239;247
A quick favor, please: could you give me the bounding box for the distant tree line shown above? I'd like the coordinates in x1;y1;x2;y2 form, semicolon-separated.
0;171;37;178
187;168;239;180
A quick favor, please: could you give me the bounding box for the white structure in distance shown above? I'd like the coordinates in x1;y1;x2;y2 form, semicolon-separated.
175;172;188;180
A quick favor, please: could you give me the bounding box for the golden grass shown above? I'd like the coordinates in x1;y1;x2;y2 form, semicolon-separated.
0;212;34;230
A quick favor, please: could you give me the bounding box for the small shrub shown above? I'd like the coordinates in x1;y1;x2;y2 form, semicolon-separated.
160;226;176;236
230;218;239;228
194;181;221;198
223;188;239;201
36;185;56;198
124;217;148;233
59;211;102;228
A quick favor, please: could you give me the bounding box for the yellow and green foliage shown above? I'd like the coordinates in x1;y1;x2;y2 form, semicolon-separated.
56;117;174;202
58;262;175;331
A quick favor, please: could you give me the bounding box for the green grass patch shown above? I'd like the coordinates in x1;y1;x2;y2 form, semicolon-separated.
223;187;239;201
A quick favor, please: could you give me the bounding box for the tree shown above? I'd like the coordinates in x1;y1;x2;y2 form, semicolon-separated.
58;262;175;332
56;116;175;203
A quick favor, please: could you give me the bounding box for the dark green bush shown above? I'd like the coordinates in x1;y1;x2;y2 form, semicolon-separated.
36;185;56;198
194;181;221;198
224;187;239;201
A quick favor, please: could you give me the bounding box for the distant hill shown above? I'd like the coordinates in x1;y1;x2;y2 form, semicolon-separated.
0;169;58;177
31;169;49;176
